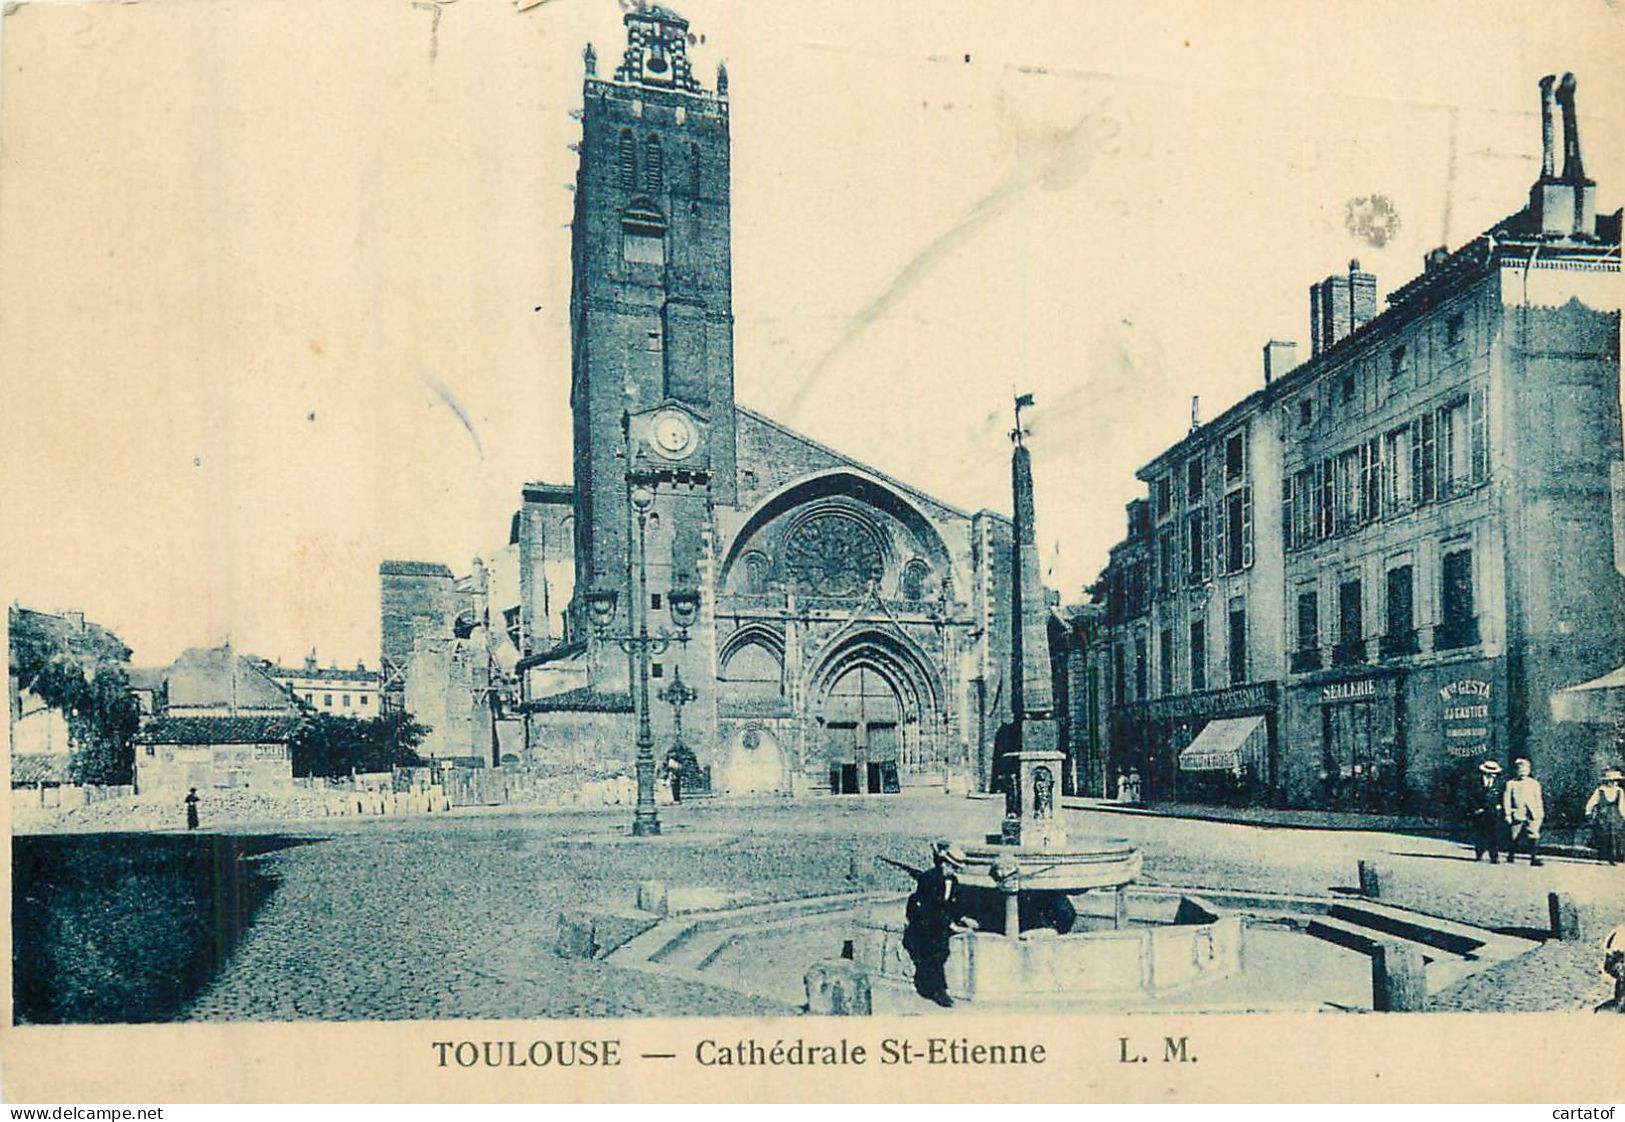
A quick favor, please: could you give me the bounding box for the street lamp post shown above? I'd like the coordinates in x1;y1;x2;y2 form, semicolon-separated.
586;480;701;838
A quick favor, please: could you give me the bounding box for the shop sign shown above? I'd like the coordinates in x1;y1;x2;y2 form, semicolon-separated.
1441;677;1492;757
1320;678;1378;704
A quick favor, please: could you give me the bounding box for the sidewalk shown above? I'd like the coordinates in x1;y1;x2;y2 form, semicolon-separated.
1062;796;1597;857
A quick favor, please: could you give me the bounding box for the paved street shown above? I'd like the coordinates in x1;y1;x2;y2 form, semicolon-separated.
172;792;1623;1020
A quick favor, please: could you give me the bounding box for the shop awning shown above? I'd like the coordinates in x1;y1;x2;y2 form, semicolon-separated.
1551;664;1625;724
1178;715;1266;772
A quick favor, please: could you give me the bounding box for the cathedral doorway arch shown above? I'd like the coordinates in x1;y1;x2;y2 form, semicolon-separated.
810;630;944;795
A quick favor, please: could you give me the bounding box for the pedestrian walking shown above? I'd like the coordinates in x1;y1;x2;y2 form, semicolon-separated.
1583;767;1625;865
1502;757;1544;866
184;787;200;831
1464;759;1504;863
666;755;683;804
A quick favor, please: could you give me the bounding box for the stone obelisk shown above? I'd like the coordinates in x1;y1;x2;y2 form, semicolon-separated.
1003;394;1063;846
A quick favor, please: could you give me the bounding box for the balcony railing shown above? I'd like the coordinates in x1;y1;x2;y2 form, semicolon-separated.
1435;616;1481;651
1290;648;1322;673
1379;629;1420;659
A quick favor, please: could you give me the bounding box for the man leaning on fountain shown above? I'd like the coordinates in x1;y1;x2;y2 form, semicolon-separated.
903;839;971;1008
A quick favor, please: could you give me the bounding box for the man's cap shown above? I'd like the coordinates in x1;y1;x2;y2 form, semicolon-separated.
1478;760;1503;774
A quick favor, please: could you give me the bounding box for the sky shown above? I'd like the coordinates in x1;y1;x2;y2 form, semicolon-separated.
2;0;1622;669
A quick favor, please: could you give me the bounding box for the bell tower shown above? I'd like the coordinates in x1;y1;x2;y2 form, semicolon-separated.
569;6;737;631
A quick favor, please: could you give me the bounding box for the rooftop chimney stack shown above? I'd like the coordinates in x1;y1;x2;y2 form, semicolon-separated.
1190;395;1201;432
1530;72;1597;238
1263;340;1299;385
1309;261;1378;356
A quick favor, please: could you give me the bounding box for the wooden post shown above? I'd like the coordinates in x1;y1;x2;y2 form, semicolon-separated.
1371;942;1427;1011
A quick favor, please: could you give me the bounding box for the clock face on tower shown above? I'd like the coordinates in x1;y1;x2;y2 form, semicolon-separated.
650;409;697;460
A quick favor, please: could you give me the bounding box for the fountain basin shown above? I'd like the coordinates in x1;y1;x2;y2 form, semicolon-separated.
953;837;1142;893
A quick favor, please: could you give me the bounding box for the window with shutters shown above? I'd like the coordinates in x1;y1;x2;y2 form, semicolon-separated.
1186;509;1207;584
1187;457;1204;504
1157;527;1176;597
1336;578;1364;664
1222;488;1251;573
1438;547;1478;649
1384;425;1412;514
1438;396;1472;498
1415;412;1436;504
1319;458;1336;538
642;135;664;192
1470;388;1488;484
1362;438;1382;523
1294;589;1321;672
1159;629;1175;697
1290;467;1319;549
1155;476;1172;521
618;129;637;189
1225;432;1246;483
1335;449;1363;533
1134;634;1148;701
1189;621;1206;692
1227;598;1247;686
1382;564;1418;657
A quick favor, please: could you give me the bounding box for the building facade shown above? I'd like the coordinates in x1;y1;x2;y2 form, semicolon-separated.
133;645;299;793
1102;74;1623;816
263;652;382;716
382;7;1023;795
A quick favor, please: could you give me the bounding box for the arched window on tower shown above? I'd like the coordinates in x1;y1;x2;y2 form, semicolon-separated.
642;135;664;192
618;129;637;190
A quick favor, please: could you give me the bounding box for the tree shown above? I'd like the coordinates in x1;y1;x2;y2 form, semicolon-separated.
290;711;430;778
9;608;138;786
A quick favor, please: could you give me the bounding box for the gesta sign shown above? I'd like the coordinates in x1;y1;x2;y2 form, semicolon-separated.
1440;678;1492;757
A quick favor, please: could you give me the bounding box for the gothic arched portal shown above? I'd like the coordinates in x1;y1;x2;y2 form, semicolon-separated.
810;629;945;795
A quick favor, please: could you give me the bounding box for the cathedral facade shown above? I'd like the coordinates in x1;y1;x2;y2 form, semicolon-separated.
382;7;1019;796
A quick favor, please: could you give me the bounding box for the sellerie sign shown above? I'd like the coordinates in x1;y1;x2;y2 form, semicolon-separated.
1441;678;1493;757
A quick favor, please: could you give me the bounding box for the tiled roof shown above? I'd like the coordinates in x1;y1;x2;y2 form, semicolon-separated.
379;560;454;577
133;715;304;745
12;753;70;786
266;665;379;683
522;687;633;714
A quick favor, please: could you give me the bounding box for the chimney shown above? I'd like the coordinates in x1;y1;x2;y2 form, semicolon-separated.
1190;395;1201;432
1423;246;1450;272
305;649;318;673
1530;72;1597;238
1262;340;1299;385
1309;261;1377;356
